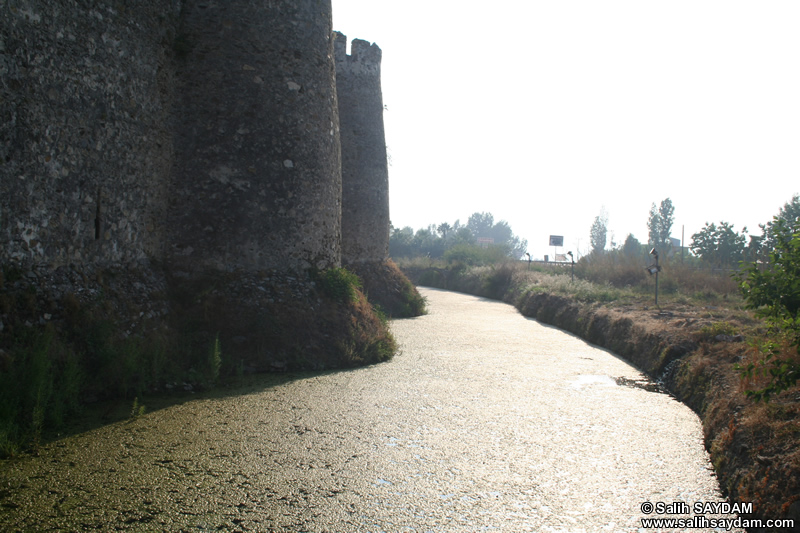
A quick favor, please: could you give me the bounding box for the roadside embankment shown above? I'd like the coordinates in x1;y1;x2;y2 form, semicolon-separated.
402;263;800;530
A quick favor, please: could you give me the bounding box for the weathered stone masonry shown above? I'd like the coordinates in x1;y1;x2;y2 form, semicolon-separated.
169;1;342;274
335;32;390;266
1;1;181;268
1;0;346;273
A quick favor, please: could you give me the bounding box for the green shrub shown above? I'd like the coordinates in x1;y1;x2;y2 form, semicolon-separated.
129;397;146;420
576;254;646;287
0;327;84;455
207;334;222;384
417;269;444;287
735;218;800;400
444;244;509;266
695;321;739;342
316;268;362;303
483;263;515;299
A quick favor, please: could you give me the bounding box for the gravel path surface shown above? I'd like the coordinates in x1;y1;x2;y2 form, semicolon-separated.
0;288;737;532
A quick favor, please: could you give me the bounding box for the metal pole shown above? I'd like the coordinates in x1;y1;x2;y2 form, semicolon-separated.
654;253;659;306
681;225;685;263
567;251;574;282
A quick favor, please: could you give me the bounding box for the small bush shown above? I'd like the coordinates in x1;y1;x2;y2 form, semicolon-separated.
576;254;647;287
417;269;443;287
206;334;222;384
129;397;146;420
0;327;84;456
332;291;398;367
694;321;739;342
734;218;800;400
736;337;800;402
348;260;427;318
315;268;362;303
483;263;516;299
444;244;509;266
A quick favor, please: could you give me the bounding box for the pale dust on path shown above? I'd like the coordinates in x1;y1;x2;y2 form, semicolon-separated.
0;287;736;532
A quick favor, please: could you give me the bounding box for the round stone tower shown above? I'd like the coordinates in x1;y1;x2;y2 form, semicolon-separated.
334;32;390;265
169;0;342;273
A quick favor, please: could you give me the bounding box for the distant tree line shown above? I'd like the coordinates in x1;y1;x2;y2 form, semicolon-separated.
585;194;800;269
689;194;799;268
389;212;528;263
584;198;677;261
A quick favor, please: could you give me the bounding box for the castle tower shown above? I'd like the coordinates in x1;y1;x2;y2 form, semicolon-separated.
169;0;342;273
334;32;390;265
333;32;424;318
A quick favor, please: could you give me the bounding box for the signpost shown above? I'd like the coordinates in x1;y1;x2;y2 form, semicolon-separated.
549;235;564;264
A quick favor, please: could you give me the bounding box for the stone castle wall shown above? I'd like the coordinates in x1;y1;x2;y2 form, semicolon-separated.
1;1;391;277
1;0;345;274
1;1;181;269
334;32;390;265
169;1;342;273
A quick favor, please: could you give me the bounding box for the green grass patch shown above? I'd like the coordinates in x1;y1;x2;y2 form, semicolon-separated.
314;267;362;303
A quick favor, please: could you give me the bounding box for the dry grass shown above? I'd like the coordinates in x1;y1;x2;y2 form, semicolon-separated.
347;259;427;318
574;253;741;300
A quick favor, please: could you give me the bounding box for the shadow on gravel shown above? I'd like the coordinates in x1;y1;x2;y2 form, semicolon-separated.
38;368;358;450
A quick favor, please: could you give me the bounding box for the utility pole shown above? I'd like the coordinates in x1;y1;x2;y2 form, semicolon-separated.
648;248;661;306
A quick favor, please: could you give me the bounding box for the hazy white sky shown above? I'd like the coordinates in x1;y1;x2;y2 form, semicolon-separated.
332;0;800;259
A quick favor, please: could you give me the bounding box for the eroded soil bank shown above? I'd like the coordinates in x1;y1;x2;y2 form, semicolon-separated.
402;266;800;530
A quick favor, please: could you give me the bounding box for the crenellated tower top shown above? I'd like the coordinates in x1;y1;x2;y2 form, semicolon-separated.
333;31;382;74
333;31;389;265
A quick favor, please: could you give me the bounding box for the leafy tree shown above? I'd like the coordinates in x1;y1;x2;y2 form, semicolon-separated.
647;198;675;251
621;233;643;257
389;226;414;258
466;212;494;240
464;212;527;259
486;220;528;259
507;234;528;260
443;243;509;266
413;226;444;258
589;208;609;255
437;222;452;242
452;227;474;247
752;194;800;261
388;212;526;260
690;221;747;268
736;217;800;401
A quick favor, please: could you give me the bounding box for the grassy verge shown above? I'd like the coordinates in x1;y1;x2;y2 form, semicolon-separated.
345;259;427;318
400;258;800;526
